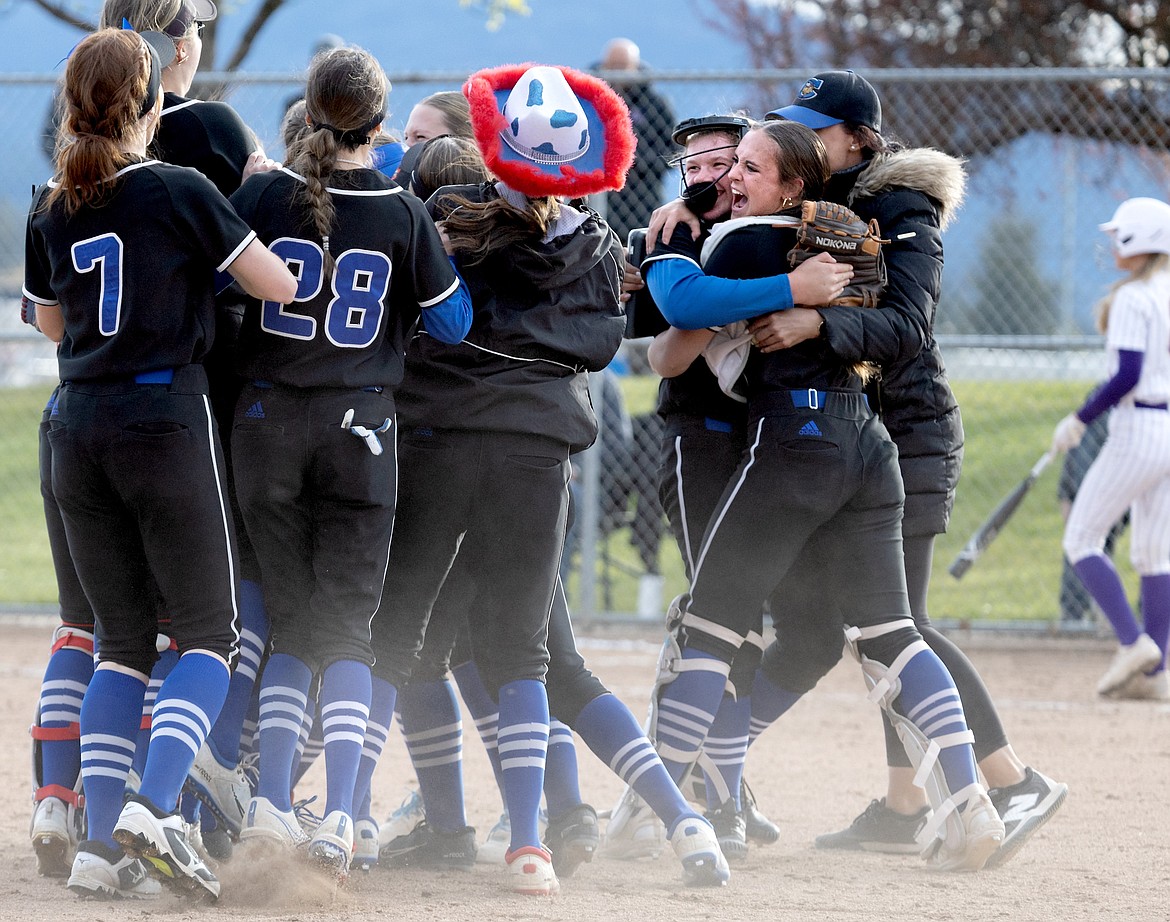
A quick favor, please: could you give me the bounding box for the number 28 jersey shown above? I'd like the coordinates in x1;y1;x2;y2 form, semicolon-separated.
229;167;459;390
23;160;256;382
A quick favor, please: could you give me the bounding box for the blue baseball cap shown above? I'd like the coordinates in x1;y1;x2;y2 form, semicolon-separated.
766;70;881;133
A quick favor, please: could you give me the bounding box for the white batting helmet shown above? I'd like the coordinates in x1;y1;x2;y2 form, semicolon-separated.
1099;197;1170;258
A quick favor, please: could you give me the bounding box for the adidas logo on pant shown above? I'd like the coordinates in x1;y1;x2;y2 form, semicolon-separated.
798;420;822;437
245;402;265;419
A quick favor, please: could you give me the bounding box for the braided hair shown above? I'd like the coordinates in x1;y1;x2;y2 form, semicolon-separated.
291;46;387;274
48;29;156;215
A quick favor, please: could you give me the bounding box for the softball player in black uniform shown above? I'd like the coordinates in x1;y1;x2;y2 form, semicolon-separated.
640;120;1004;872
228;46;470;881
366;63;727;894
23;29;297;900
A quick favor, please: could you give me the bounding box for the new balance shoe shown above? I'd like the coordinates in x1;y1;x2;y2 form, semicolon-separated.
67;839;161;900
308;810;353;881
354;817;379;872
924;789;1005;872
984;767;1068;869
239;796;311;848
543;803;599;878
476;812;510;865
1097;633;1162;696
741;779;780;844
112;794;221;900
379;788;425;849
601;787;665;860
668;814;730;887
1112;669;1170;701
814;798;930;854
186;741;250;839
506;845;559;896
31;795;76;877
379;820;477;869
704;798;748;863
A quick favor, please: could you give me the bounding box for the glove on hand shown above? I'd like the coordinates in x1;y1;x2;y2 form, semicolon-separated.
788;200;888;308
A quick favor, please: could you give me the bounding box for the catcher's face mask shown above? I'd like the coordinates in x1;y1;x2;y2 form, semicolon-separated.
669;116;749;219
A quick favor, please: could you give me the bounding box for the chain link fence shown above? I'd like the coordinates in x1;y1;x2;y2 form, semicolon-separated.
3;68;1165;626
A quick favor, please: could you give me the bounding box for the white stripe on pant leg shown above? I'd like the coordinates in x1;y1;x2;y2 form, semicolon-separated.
692;418;765;583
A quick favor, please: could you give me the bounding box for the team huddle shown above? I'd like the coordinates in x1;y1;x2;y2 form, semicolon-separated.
20;0;1170;908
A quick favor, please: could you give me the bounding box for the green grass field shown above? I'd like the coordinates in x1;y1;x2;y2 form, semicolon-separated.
0;378;1138;620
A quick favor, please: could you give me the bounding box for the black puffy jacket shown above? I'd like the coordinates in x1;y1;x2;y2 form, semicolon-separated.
819;148;967;536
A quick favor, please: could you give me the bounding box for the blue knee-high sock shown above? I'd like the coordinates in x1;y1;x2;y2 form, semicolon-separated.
293;699;322;789
255;653;313;811
180;790;201;823
702;694;749;810
352;675;397;823
133;646;177;779
36;630;93;800
575;692;696;834
1142;575;1170;673
543;719;581;818
748;668;803;745
452;659;506;808
399;677;467;832
655;648;728;783
1074;554;1142;644
498;679;548;852
80;666;146;848
895;649;979;795
207;579;269;765
318;659;370;818
138;651;230;813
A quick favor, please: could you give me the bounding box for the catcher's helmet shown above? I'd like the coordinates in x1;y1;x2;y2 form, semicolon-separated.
1100;197;1170;258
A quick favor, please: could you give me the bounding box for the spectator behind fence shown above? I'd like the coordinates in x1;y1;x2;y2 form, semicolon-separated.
596;38;675;243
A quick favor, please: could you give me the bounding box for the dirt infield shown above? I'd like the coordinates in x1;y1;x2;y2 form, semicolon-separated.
2;618;1166;920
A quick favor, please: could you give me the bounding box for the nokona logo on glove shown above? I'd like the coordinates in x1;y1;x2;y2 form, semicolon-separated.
789;199;888;309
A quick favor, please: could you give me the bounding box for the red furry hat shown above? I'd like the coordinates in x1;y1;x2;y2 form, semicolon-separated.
464;63;636;198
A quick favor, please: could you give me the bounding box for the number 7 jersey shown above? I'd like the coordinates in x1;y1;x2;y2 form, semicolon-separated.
228;167;459;390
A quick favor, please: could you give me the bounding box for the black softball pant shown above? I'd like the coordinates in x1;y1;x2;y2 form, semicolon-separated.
684;392;914;670
371;427;568;691
47;366;239;676
657;416;763;696
232;382;397;671
410;549;607;723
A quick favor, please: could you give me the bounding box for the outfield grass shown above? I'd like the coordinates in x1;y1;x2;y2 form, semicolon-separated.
0;378;1138;620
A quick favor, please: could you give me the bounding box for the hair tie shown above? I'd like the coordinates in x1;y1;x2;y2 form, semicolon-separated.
322;235;330;253
310;111;386;148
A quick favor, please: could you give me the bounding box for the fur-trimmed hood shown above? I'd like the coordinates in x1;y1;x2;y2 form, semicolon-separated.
849;148;966;231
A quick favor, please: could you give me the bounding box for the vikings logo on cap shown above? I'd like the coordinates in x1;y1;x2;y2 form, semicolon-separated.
465;63;636;198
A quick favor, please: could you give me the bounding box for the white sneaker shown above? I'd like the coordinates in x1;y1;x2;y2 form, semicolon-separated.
477;812;510;865
113;795;221;899
309;811;354;881
31;795;76;877
1097;633;1163;696
602;788;665;860
379;788;425;849
186;741;250;838
354;817;379;871
668;814;730;887
506;845;559;896
240;795;311;848
1113;669;1170;701
925;789;1005;872
67;839;162;900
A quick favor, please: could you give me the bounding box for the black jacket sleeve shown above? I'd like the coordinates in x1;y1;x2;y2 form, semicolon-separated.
820;187;940;367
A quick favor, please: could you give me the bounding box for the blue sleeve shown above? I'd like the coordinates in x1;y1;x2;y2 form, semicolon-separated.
645;257;793;330
1077;349;1143;424
419;258;473;344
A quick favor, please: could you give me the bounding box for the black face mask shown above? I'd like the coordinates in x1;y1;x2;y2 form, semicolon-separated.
680;165;731;216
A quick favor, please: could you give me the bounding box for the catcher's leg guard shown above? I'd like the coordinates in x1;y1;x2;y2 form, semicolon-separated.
843;620;999;870
31;625;93;876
